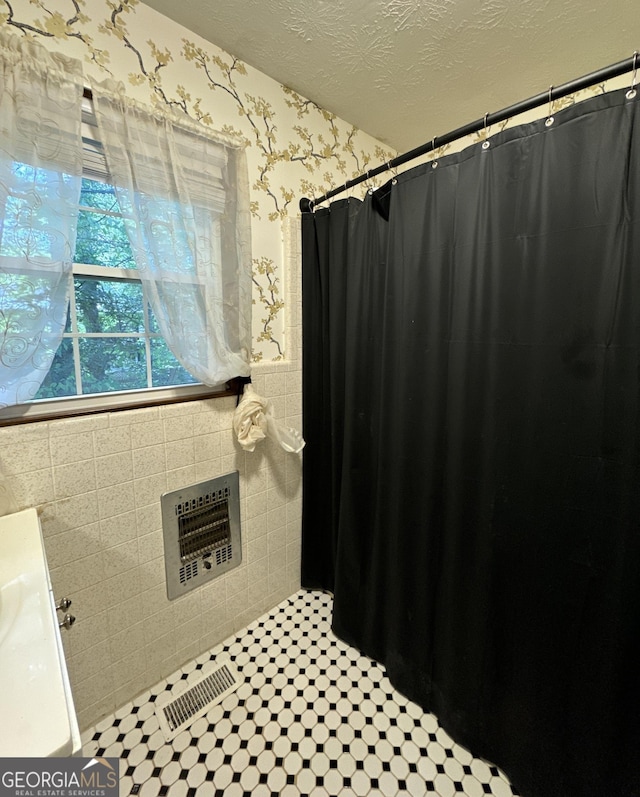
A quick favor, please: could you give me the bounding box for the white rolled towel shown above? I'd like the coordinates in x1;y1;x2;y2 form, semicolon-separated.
233;384;305;454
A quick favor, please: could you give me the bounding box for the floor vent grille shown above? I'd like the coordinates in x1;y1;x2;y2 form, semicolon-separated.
155;661;239;741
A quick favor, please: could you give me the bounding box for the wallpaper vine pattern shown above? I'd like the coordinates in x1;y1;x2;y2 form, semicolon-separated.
0;0;392;361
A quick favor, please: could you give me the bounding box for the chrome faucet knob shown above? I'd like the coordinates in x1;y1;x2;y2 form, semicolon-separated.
56;597;72;612
58;613;76;630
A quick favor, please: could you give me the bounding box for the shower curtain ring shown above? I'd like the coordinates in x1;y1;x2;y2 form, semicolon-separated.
366;170;374;194
545;85;555;126
431;136;438;169
627;51;638;99
482;113;491;149
387;160;398;184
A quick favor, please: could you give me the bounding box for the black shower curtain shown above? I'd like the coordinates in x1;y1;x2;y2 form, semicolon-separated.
301;87;640;797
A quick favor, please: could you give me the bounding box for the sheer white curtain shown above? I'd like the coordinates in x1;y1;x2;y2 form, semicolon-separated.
0;30;84;407
90;79;252;386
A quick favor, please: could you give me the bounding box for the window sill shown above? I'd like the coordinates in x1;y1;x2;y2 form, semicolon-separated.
0;379;244;426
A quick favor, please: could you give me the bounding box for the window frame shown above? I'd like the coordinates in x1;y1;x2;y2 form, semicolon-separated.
0;381;238;426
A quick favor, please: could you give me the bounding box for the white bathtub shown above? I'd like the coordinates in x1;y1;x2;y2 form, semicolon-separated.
0;507;81;757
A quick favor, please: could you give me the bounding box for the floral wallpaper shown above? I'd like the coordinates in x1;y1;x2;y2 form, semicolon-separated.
0;0;394;361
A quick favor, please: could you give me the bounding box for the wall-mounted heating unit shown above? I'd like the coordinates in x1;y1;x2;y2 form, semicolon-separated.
161;471;242;600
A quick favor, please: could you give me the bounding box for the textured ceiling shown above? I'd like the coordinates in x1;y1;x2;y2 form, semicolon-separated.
141;0;637;152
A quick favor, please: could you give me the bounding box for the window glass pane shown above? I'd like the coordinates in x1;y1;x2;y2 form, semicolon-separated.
80;177;120;213
1;167;73;260
0;273;69;334
75;178;135;269
148;303;159;333
139;197;195;275
33;338;76;400
79;338;148;394
0;194;48;258
75;210;135;269
74;278;145;333
150;338;198;388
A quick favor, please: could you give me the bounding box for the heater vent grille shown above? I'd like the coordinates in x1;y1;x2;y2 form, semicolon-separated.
179;560;198;584
162;472;241;600
178;492;231;562
175;486;230;518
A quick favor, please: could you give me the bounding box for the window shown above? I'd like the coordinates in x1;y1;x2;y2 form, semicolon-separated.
0;98;239;423
35;175;198;401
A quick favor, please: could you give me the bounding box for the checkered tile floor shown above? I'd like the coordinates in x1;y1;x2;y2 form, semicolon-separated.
84;590;519;797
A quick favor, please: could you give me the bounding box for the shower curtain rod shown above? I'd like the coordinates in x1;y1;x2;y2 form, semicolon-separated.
299;52;639;213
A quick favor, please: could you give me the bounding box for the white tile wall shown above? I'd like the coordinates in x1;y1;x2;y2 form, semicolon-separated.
0;218;303;732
